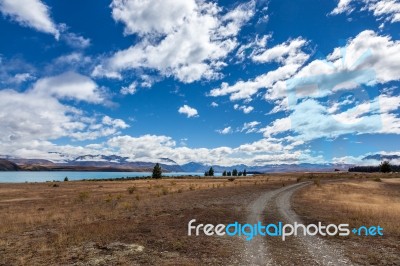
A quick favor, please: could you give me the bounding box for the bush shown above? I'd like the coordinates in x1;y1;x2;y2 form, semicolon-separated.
127;186;136;194
161;187;169;195
64;176;69;182
313;179;321;187
373;177;382;182
227;178;235;182
78;192;89;202
296;177;303;183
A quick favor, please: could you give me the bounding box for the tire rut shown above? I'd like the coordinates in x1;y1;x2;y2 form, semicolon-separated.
242;182;352;266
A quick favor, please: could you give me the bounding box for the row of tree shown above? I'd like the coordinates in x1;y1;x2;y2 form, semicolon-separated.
204;167;247;177
349;161;399;173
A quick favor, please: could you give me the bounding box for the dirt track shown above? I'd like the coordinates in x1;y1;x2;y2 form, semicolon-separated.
243;182;351;266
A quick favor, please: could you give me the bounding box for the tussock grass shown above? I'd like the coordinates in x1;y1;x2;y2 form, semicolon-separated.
296;179;400;235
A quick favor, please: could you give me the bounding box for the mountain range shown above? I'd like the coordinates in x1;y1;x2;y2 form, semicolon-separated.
0;153;360;173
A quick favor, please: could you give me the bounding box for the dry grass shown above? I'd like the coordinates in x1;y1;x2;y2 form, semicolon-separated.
294;175;400;265
0;174;293;265
295;178;400;235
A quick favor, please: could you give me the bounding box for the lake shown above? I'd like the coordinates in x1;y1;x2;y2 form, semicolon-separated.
0;171;217;183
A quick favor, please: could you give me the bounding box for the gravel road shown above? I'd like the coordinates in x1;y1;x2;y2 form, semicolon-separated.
242;182;352;266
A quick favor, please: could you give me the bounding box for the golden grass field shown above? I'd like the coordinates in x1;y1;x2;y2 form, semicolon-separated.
0;172;399;265
294;173;400;265
0;175;296;265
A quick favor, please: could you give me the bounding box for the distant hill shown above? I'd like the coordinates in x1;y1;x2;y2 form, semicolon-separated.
2;154;351;173
181;162;351;173
363;154;400;161
0;159;20;171
6;155;183;172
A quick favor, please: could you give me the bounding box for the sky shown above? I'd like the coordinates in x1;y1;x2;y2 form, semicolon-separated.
0;0;400;166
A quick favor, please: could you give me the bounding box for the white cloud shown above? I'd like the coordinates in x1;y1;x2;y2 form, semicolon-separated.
103;134;310;166
234;104;254;114
0;0;60;38
217;126;232;134
282;30;400;101
12;73;34;84
330;0;400;23
211;101;219;107
330;0;354;15
62;33;91;49
120;82;137;95
260;94;400;142
94;0;255;83
51;52;92;68
251;37;308;65
110;0;196;36
236;34;271;62
31;71;105;104
0;89;127;146
209;37;310;101
241;121;260;133
215;30;400;110
178;104;198;118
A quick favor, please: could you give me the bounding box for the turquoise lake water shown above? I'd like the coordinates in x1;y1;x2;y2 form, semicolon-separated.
0;171;214;183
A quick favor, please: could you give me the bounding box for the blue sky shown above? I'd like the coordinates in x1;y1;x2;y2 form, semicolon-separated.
0;0;399;166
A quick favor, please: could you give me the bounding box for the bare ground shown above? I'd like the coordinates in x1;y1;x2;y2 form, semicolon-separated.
0;176;291;265
1;173;399;265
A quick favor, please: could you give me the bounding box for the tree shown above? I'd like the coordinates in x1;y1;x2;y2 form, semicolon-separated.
238;171;243;176
152;163;162;179
204;171;209;177
222;170;227;176
380;161;391;173
232;169;238;176
243;169;247;176
208;167;214;177
64;176;69;182
227;171;232;176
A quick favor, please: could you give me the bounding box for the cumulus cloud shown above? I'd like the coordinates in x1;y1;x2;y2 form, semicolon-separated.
234;104;254;114
120;82;137;95
281;30;400;102
209;37;310;101
211;101;219;107
217;126;232;134
330;0;400;23
0;0;60;38
0;72;127;147
211;29;400;119
251;37;309;65
93;0;255;83
330;0;355;15
178;104;198;118
31;71;105;104
103;134;311;166
260;94;400;142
